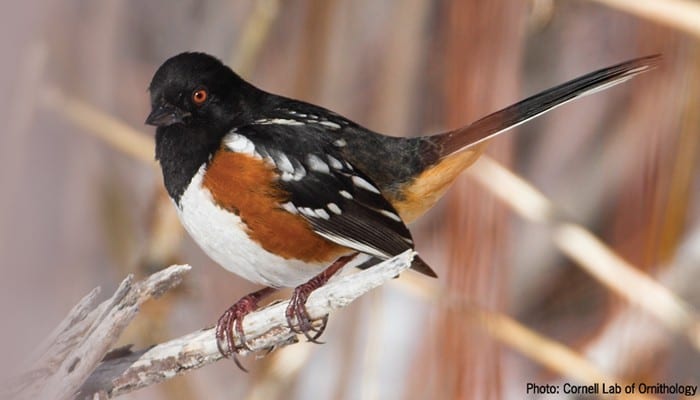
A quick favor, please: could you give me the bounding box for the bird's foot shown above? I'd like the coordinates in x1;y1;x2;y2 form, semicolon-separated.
215;286;276;371
284;254;357;343
285;280;329;343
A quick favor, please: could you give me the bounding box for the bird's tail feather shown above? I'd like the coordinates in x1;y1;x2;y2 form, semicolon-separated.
411;255;437;278
431;55;661;158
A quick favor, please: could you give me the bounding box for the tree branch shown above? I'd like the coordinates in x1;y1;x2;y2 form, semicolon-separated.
5;264;192;400
7;251;416;399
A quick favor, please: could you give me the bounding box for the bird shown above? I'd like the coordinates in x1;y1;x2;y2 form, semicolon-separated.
145;51;659;365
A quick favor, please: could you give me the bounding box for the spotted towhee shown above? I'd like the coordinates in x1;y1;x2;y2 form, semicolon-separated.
146;52;658;363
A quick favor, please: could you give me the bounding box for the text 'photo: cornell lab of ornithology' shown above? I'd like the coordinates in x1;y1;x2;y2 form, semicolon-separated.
1;1;698;400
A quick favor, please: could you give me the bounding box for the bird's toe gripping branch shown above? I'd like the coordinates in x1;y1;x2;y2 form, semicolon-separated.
215;286;276;370
284;253;358;343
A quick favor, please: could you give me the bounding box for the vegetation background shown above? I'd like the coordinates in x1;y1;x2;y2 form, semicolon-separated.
0;0;698;399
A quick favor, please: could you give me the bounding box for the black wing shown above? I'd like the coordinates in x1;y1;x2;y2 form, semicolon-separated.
228;122;437;277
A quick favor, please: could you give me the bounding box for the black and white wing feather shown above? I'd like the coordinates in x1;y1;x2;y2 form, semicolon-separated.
226;122;437;277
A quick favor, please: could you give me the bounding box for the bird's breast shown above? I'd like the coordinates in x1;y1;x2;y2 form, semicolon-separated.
175;153;350;287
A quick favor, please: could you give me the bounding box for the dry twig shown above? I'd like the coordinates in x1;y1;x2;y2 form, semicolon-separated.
41;87;153;163
589;0;700;39
5;264;191;400
7;251;415;399
467;155;700;350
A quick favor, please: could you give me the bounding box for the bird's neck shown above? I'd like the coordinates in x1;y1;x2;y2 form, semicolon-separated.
155;127;219;204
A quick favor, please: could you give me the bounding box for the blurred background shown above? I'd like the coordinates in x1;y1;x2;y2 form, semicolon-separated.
1;0;698;399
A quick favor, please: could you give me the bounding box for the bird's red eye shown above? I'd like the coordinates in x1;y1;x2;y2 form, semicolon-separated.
192;89;208;105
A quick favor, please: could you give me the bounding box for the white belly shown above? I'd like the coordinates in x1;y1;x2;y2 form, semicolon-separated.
176;165;328;287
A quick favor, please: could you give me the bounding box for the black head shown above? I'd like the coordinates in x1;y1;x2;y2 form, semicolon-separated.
147;52;262;202
146;52;258;132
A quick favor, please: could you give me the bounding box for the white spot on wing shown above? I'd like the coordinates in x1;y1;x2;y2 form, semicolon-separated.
333;139;347;147
275;153;295;174
339;190;353;199
327;203;342;215
299;207;316;218
307;154;330;174
379;209;402;222
327;155;343;170
314;208;330;220
290;159;307;181
319;120;341;129
255;118;305;126
224;132;257;157
277;153;305;181
280;201;298;214
352;176;381;194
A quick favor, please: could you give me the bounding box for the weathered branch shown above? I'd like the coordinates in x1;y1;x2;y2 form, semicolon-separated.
5;264;191;400
84;250;414;397
7;251;415;399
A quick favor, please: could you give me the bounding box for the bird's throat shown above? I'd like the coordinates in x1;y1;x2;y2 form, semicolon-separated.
155;127;219;204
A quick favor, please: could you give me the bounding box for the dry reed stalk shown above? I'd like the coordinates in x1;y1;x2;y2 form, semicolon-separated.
41;87;153;164
467;155;700;350
590;0;700;38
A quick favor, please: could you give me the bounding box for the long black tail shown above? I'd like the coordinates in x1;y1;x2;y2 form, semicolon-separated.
431;55;661;158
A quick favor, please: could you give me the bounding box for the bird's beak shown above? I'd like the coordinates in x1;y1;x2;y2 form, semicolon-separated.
145;104;191;127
